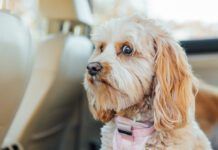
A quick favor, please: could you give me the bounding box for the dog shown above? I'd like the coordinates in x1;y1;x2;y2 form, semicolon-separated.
84;14;212;150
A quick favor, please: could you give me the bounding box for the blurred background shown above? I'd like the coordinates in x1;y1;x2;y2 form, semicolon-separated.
0;0;218;150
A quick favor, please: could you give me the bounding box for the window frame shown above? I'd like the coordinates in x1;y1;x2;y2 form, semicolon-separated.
180;38;218;55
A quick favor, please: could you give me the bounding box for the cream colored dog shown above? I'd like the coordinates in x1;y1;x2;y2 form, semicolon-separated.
84;14;212;150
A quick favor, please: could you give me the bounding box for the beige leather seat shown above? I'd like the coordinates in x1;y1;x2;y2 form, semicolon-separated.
3;35;92;149
2;0;93;149
0;10;32;146
39;0;93;25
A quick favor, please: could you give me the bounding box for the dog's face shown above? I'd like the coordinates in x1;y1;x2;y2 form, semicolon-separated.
84;16;155;121
84;15;195;130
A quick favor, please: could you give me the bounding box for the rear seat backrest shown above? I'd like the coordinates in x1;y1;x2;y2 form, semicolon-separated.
0;11;31;145
2;0;93;149
2;34;92;149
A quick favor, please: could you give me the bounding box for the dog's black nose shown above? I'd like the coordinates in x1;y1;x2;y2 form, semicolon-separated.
87;62;102;76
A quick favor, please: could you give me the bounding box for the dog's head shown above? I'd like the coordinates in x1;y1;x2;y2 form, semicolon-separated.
84;14;196;130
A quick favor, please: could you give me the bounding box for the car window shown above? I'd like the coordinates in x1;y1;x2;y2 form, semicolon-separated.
93;0;218;40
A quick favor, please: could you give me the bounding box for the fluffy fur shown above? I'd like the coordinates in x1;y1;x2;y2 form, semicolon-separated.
84;14;212;149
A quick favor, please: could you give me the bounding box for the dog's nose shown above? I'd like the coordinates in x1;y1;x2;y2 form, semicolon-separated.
87;62;103;76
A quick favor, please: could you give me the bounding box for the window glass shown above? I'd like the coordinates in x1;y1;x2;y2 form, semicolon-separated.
93;0;218;40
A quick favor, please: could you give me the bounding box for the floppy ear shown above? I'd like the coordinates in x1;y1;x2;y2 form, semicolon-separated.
153;37;196;131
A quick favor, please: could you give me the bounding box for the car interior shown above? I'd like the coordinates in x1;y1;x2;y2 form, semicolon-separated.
0;0;218;150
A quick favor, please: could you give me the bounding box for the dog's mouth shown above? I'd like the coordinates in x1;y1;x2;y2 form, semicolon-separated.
88;76;116;89
87;75;127;96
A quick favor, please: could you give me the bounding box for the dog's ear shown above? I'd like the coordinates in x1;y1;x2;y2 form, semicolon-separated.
152;37;195;131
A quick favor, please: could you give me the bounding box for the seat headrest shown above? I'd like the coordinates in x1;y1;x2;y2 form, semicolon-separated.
39;0;94;25
0;0;9;10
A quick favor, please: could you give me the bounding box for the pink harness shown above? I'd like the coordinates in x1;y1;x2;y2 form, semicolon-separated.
113;116;155;150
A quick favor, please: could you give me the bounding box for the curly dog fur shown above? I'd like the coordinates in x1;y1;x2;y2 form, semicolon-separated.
84;14;212;150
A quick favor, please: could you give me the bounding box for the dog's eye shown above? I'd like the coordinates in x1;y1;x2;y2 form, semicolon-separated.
121;45;133;55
